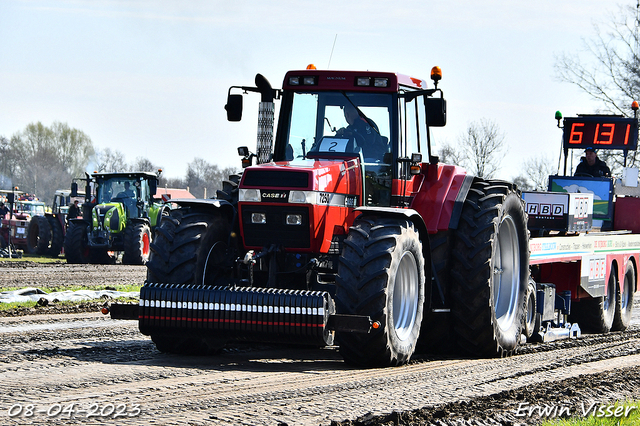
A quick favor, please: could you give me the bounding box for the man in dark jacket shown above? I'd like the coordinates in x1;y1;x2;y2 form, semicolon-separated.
336;104;388;160
575;147;611;177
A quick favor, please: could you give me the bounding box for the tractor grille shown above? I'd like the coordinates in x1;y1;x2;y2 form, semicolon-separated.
138;283;334;346
241;205;310;248
242;170;309;188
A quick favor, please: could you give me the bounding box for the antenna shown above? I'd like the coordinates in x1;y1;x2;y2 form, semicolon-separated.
327;34;338;69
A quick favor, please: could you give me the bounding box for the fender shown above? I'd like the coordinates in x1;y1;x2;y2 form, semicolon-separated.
409;165;474;233
170;198;236;222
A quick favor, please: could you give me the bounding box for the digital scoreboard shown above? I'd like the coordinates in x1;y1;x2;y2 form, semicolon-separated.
562;116;638;151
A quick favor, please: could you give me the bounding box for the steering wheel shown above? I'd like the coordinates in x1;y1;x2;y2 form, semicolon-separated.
574;172;594;177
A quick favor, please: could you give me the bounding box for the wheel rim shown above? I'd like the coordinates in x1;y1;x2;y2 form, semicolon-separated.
142;232;150;257
393;251;419;342
493;215;520;332
525;287;535;332
604;271;615;314
622;268;634;312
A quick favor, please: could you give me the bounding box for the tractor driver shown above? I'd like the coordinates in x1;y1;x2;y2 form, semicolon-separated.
123;181;135;198
574;147;611;178
336;104;388;161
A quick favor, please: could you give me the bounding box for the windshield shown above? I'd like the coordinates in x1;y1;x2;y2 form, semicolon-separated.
16;202;45;216
96;178;140;203
285;92;392;163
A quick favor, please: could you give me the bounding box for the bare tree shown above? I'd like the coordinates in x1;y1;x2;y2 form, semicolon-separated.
437;142;465;166
555;4;640;166
458;119;506;178
129;156;159;173
513;155;557;191
94;148;128;173
51;122;94;177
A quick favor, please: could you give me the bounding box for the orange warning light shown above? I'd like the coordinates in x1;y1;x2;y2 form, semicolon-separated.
306;64;317;70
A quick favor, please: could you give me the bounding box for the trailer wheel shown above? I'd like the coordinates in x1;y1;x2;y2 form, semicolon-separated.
573;266;617;333
523;279;540;341
46;215;64;257
64;222;90;264
336;216;425;367
450;179;529;357
27;216;51;255
123;222;152;265
612;262;635;331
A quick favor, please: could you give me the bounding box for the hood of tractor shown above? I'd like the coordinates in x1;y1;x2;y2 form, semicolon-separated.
238;157;363;253
92;202;126;234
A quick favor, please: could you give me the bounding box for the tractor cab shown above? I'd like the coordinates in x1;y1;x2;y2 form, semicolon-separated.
227;66;446;209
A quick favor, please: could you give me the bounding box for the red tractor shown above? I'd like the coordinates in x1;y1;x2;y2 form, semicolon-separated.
139;67;529;366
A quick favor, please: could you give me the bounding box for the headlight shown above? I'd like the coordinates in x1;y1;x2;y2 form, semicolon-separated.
289;190;313;204
251;212;266;224
286;214;302;225
240;189;261;202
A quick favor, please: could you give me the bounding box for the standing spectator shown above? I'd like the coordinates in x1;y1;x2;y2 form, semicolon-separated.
68;200;80;220
0;202;9;218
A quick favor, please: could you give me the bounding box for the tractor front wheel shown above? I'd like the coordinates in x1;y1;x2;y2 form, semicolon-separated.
336;216;425;367
123;222;152;265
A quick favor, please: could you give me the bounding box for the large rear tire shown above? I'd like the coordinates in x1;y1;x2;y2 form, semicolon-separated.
64;222;90;264
613;262;636;331
27;216;51;255
46;215;64;257
123;222;152;265
450;179;529;357
335;216;425;367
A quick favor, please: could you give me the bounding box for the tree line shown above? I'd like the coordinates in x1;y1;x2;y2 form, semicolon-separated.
0;122;238;205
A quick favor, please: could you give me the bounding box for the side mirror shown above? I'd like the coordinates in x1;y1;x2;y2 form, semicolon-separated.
225;94;243;122
425;97;446;127
70;182;78;197
149;179;158;198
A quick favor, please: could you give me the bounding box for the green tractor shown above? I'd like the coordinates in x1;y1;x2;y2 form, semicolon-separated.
64;171;168;264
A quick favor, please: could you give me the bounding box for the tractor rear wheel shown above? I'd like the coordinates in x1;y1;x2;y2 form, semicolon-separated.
27;216;51;255
64;222;90;264
335;216;425;367
613;262;635;331
46;215;64;257
450;179;529;357
122;222;152;265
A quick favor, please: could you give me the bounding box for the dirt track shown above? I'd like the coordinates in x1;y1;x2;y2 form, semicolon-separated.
1;262;640;425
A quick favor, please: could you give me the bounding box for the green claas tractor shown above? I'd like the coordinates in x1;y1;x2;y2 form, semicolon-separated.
64;171;168;264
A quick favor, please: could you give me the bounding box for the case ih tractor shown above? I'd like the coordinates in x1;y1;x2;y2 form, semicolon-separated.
136;66;530;367
65;171;167;265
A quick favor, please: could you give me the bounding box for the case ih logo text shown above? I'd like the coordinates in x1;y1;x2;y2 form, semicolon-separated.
261;191;288;201
526;203;564;216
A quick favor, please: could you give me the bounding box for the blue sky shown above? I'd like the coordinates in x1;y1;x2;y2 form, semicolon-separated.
0;0;615;180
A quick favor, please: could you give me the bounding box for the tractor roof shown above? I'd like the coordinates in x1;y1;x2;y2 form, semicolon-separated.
282;69;428;92
91;171;160;180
